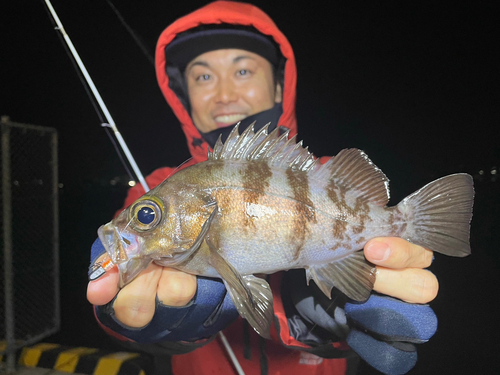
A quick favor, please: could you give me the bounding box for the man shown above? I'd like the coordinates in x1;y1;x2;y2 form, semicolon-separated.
88;2;438;374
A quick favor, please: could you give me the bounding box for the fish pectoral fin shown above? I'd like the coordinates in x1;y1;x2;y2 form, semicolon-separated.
306;251;376;302
234;275;274;339
118;257;153;288
207;242;273;339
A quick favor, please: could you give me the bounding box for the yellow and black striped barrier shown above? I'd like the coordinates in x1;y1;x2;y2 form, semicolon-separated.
2;343;152;375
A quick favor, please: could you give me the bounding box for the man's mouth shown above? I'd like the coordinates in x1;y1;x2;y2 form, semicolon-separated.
214;114;247;127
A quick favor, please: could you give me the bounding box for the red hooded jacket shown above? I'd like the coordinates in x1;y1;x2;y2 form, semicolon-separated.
110;2;357;374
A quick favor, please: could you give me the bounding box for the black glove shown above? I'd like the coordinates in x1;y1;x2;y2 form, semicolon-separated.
288;270;437;374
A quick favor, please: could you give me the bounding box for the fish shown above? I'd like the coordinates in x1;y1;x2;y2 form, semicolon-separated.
91;124;474;338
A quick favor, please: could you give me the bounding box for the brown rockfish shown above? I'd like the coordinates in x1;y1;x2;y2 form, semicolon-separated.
92;124;474;338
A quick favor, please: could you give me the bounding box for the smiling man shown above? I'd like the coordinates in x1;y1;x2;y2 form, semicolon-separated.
185;49;282;133
88;2;440;375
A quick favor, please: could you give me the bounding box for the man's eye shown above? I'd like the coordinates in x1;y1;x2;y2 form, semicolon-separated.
196;74;211;81
236;69;250;76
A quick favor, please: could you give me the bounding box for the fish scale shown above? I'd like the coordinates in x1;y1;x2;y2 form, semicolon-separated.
95;123;474;338
182;162;361;272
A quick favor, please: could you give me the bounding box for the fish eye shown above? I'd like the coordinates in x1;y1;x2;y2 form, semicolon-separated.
130;199;162;231
137;206;155;224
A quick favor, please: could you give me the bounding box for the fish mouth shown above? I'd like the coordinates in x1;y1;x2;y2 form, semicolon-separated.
98;223;129;264
98;222;149;287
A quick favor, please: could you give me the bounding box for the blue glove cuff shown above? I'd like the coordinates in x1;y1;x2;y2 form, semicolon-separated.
345;294;437;374
95;276;239;343
345;294;437;343
347;329;417;375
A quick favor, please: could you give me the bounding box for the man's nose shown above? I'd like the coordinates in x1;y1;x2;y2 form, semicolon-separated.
215;79;237;103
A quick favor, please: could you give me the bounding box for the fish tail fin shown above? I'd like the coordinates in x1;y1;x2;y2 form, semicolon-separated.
397;173;474;257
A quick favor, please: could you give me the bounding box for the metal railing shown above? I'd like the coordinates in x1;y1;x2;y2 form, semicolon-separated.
1;117;60;372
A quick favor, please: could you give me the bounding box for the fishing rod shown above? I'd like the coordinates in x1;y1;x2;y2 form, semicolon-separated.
44;0;149;192
43;2;246;373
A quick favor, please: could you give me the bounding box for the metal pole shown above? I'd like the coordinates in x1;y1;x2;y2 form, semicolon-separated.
2;123;16;373
51;131;61;332
44;0;149;193
219;331;245;375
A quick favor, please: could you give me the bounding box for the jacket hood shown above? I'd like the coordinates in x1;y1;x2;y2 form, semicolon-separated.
155;1;297;163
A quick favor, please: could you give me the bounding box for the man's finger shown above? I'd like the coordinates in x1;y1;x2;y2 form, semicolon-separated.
157;268;197;307
113;262;163;328
373;267;439;304
87;254;120;306
87;269;120;306
365;237;433;269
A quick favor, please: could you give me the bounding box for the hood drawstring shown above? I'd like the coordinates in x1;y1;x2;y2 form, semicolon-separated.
258;335;268;375
243;320;252;360
242;320;268;375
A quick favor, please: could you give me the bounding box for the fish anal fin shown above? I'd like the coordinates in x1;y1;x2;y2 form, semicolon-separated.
306;251;376;302
207;241;273;339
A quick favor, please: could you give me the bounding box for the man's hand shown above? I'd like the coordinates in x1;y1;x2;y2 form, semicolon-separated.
87;236;436;329
365;237;438;304
87;255;196;328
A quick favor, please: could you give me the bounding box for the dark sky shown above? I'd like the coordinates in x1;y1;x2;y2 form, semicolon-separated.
3;1;498;187
2;1;499;374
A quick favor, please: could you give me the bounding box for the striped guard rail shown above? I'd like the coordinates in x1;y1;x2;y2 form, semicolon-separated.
1;342;153;375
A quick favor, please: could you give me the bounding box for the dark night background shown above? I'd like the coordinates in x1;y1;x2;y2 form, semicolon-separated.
2;1;499;374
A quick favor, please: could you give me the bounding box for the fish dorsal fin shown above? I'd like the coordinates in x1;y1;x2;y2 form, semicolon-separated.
313;148;390;207
208;124;389;206
208;123;318;172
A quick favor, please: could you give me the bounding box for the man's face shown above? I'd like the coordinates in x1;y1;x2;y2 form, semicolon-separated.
185;49;282;133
